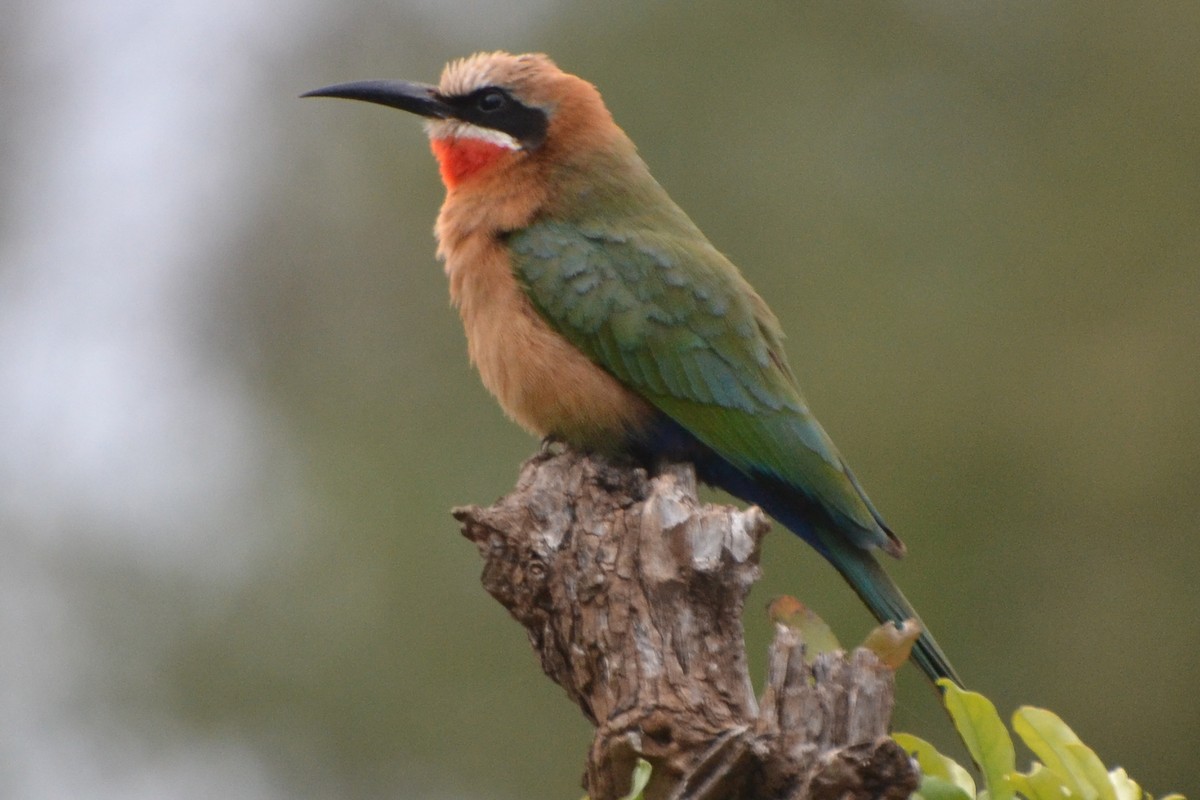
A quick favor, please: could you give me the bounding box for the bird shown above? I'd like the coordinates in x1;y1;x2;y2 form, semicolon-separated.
304;51;960;687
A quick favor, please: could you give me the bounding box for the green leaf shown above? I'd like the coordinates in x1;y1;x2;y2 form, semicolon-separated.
1105;767;1142;800
766;596;841;660
893;732;976;798
862;619;922;670
1066;742;1119;800
581;759;652;800
618;758;652;800
915;776;977;800
1013;706;1110;800
1009;762;1075;800
940;680;1016;800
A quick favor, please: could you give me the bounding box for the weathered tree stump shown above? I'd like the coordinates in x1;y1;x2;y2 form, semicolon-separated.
453;447;918;800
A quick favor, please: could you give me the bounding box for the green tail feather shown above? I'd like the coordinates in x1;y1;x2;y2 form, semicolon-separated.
819;529;962;687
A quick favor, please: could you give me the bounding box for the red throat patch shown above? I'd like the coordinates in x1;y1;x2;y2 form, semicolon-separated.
429;136;513;189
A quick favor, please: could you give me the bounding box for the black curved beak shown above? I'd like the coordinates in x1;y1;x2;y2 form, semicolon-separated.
301;80;451;119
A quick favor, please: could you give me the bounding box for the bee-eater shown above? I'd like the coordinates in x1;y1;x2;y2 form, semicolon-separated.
304;52;960;686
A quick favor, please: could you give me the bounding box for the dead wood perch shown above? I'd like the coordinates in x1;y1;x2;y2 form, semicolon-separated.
453;447;918;800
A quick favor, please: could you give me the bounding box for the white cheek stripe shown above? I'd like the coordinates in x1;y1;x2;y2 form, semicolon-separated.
425;120;521;150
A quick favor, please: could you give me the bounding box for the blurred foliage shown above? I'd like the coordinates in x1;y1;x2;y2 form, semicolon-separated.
896;682;1186;800
5;1;1199;799
767;595;843;660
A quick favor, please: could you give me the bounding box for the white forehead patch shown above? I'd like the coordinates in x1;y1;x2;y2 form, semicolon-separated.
424;119;520;151
439;51;554;97
440;54;501;96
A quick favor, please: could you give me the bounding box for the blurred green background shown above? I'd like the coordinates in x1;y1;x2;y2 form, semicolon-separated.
2;2;1197;798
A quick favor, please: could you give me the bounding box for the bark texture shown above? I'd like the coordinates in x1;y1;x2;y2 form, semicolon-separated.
453;447;918;800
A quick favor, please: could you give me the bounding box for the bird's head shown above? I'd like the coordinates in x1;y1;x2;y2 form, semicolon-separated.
304;52;618;191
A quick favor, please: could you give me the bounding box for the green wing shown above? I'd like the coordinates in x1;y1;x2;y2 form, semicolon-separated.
508;219;892;549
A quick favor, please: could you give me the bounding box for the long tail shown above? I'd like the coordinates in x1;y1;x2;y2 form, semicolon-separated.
816;527;961;686
730;485;961;686
638;420;962;686
693;456;962;686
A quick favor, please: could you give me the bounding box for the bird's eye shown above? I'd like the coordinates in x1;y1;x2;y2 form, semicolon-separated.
477;90;506;113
